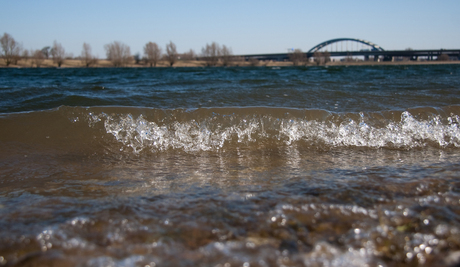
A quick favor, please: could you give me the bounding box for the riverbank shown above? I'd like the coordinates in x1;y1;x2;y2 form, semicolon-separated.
1;58;459;68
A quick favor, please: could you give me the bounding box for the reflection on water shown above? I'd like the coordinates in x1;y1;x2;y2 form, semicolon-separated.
1;145;460;266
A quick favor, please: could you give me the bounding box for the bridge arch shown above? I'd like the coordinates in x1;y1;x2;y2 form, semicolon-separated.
307;38;385;53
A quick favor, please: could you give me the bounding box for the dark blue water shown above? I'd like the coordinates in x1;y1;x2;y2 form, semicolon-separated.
1;65;459;113
1;65;460;266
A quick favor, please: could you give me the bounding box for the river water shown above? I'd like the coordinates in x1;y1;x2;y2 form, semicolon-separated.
1;65;460;266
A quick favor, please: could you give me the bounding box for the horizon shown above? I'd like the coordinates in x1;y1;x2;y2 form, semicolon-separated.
1;0;459;58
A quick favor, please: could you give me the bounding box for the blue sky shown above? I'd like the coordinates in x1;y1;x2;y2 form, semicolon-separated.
1;0;459;58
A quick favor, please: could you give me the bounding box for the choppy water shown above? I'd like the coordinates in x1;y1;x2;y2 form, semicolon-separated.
1;65;460;266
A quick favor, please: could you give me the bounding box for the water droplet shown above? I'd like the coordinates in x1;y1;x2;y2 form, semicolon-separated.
425;247;432;254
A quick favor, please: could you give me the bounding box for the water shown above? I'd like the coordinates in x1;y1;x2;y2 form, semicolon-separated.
1;65;460;266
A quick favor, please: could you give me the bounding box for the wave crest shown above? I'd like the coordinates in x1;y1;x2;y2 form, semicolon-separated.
87;107;460;152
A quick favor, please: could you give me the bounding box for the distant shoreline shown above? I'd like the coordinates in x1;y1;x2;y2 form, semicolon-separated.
1;58;459;68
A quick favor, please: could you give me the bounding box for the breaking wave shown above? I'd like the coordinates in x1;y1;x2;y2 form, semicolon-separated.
90;106;460;152
2;105;460;154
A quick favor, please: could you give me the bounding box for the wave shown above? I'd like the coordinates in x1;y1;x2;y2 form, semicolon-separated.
1;105;460;154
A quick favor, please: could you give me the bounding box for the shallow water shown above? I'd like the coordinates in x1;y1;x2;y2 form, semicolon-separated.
1;65;460;266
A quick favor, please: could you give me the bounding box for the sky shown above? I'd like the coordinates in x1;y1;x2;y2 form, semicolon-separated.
1;0;459;58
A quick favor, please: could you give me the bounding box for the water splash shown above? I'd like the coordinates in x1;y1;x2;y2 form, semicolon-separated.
89;109;460;153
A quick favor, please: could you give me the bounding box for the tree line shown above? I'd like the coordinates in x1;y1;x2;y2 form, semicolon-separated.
1;32;348;68
1;32;243;68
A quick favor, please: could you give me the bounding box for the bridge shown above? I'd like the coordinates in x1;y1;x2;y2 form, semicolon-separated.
241;38;460;62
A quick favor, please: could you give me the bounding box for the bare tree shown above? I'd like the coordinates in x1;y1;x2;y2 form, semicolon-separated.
313;51;322;65
12;44;23;65
133;53;141;64
0;33;20;66
104;41;131;67
81;43;98;67
32;49;45;68
27;49;35;66
313;51;330;65
437;54;450;61
22;49;29;62
201;42;220;66
319;51;330;65
181;49;196;61
165;41;177;67
248;58;260;66
41;46;51;59
220;45;233;66
50;41;65;67
289;49;306;66
144;42;162;67
344;52;353;62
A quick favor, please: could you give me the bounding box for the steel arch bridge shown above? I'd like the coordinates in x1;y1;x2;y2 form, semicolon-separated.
240;38;460;62
307;38;385;53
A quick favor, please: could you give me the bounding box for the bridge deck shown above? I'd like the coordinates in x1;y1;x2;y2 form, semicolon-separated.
239;49;460;61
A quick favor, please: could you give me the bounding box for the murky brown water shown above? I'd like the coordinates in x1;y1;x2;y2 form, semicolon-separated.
2;131;460;266
1;66;460;266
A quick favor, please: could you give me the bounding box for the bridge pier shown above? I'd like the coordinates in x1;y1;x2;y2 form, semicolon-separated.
383;56;393;61
428;53;433;61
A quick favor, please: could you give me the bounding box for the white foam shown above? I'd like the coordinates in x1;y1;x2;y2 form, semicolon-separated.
92;111;460;153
